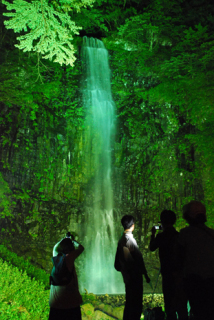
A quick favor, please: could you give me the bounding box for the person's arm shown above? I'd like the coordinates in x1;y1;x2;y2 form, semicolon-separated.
72;240;84;259
144;273;151;283
53;240;61;257
66;241;84;271
129;241;150;282
132;249;151;282
149;227;159;251
114;245;122;271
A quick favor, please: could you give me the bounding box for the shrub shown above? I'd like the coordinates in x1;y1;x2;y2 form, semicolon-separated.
0;258;49;319
0;245;49;288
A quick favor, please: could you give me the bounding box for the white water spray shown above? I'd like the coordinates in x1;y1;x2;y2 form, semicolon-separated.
80;37;124;294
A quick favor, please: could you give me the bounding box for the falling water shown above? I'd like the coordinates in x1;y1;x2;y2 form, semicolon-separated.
80;37;124;294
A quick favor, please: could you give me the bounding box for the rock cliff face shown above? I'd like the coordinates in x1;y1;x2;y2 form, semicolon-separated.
0;98;200;293
0;39;205;294
0;129;163;293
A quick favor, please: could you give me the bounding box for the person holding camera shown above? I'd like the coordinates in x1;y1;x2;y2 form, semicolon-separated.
114;215;150;320
149;210;188;320
49;232;84;320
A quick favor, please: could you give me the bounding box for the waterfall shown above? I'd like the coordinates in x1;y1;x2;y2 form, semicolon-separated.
80;37;124;294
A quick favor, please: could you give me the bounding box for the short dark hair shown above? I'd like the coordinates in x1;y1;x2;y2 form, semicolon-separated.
183;201;206;225
160;210;176;225
121;215;135;230
57;238;75;254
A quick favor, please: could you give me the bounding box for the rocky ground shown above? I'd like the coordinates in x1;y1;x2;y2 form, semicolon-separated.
81;293;164;319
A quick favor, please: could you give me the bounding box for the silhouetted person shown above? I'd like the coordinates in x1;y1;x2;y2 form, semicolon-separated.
49;234;84;320
149;210;188;320
175;201;214;320
114;215;150;320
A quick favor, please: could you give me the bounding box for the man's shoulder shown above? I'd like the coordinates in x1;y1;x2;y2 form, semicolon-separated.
178;225;198;245
178;226;190;237
204;225;214;234
118;233;126;246
179;224;213;234
178;224;214;244
179;225;190;232
127;233;138;244
121;233;138;250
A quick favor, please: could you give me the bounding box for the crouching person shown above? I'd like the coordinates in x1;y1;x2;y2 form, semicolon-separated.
49;232;84;320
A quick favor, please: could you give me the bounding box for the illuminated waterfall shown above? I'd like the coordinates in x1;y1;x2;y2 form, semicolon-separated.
80;37;123;294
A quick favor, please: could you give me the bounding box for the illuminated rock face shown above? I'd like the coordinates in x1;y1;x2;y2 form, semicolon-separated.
80;37;124;294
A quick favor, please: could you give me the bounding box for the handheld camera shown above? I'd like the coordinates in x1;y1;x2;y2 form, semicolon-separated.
66;232;74;240
66;232;79;248
154;225;162;230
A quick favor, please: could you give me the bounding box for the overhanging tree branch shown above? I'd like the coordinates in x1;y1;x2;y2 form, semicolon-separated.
2;0;95;66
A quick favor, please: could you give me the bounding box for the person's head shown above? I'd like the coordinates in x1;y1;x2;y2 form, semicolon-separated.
56;238;75;254
121;215;135;230
183;200;206;225
160;210;176;226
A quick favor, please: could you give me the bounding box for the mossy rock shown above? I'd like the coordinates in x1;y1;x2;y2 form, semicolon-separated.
96;303;105;310
92;300;101;308
112;306;124;319
103;304;113;315
81;303;94;320
95;304;123;319
94;310;115;320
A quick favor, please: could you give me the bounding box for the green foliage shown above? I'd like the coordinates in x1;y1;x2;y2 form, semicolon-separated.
1;0;214;249
105;0;214;224
0;37;86;213
56;0;95;11
2;0;95;66
0;258;49;319
0;173;13;218
70;0;139;37
0;245;50;288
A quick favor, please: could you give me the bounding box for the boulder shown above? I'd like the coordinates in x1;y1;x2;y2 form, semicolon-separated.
103;304;113;315
81;303;94;320
112;306;124;319
93;310;115;320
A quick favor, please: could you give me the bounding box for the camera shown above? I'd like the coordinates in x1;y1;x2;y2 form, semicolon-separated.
154;225;162;230
66;232;74;240
66;232;71;238
66;232;78;248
